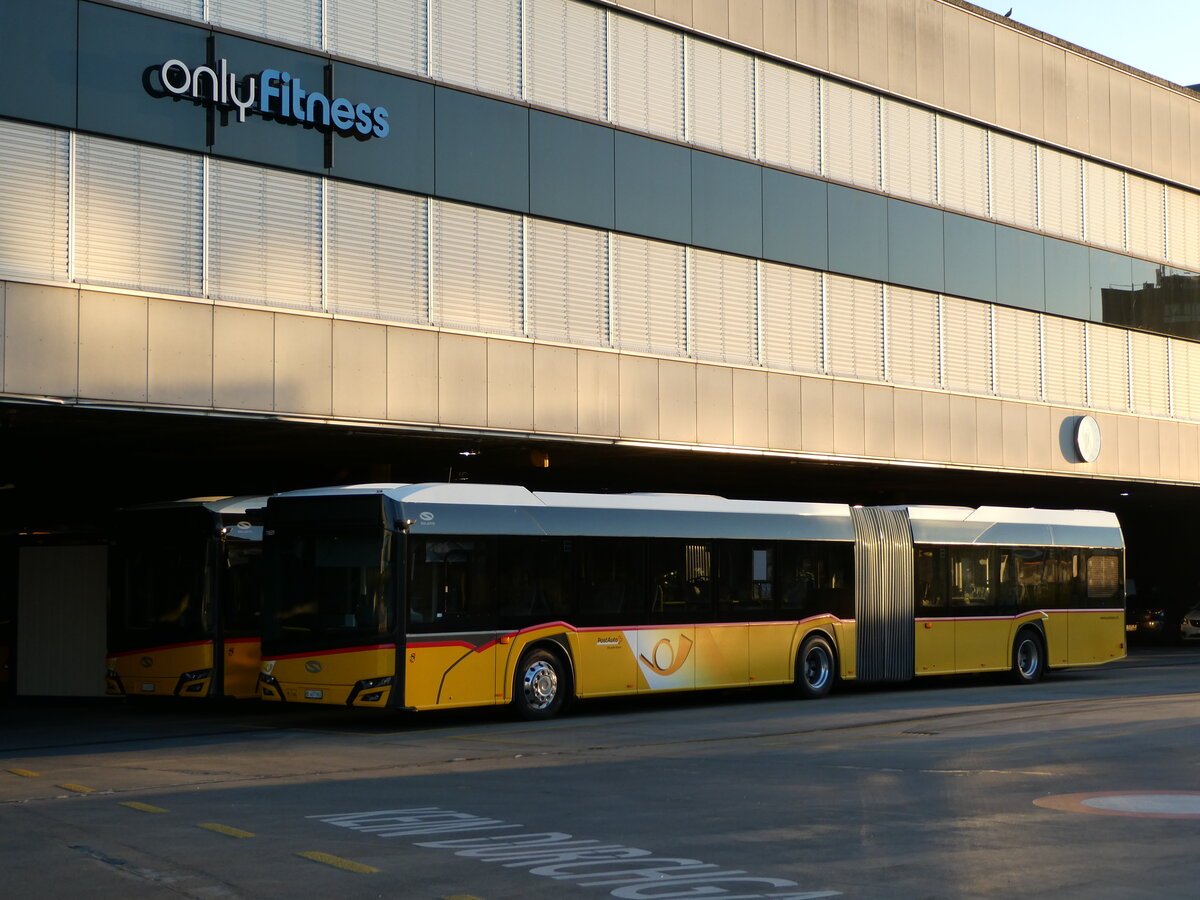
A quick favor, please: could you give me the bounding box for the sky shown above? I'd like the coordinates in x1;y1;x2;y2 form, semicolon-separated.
972;1;1200;87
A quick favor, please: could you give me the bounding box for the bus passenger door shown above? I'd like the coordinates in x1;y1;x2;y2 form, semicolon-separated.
638;541;702;693
914;547;954;673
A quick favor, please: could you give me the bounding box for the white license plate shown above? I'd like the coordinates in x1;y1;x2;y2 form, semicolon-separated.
305;689;323;700
141;683;156;692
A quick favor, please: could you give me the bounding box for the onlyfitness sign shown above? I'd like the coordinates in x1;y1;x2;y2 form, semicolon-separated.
156;58;390;138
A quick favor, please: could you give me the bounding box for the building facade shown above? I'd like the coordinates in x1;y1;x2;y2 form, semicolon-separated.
2;0;1199;693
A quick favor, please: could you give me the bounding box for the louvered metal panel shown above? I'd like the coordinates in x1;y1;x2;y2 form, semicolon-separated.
758;262;822;374
990;132;1038;231
431;201;523;337
611;234;686;357
822;80;880;189
1087;323;1130;412
1042;315;1087;406
328;0;427;75
1126;175;1166;262
689;250;756;365
75;136;203;297
526;0;606;120
940;296;993;395
609;14;684;141
1039;147;1084;240
432;0;521;99
938;116;990;217
757;60;820;176
852;506;915;684
108;0;203;18
882;99;937;205
209;0;321;49
885;286;941;389
686;37;755;158
1167;186;1200;272
1084;161;1126;251
1170;338;1200;421
209;160;322;310
0;121;68;284
327;182;427;325
526;218;608;348
1129;330;1170;416
825;274;883;381
992;305;1042;401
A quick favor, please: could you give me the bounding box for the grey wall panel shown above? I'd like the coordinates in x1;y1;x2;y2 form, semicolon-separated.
975;398;1004;468
1001;401;1029;468
1064;52;1090;153
1159;420;1181;482
1087;63;1113;160
1151;86;1173;178
619;355;660;439
795;0;830;73
948;395;977;464
148;299;213;408
1041;44;1067;146
332;320;387;421
762;0;797;61
1017;35;1044;136
967;14;997;123
213;306;274;411
1026;403;1052;471
438;333;488;426
829;0;860;80
1171;93;1192;187
77;292;146;402
655;0;692;27
858;0;889;90
800;376;835;453
697;365;734;445
832;380;865;456
914;0;944;107
658;359;697;443
1137;417;1161;479
0;283;5;387
693;0;729;37
886;0;917;99
729;1;764;48
1181;421;1199;482
921;392;950;462
1129;79;1153;174
893;388;924;460
733;369;769;448
1116;414;1140;474
863;383;895;459
486;339;534;431
577;349;620;437
274;314;332;416
3;284;78;398
1192;104;1200;187
533;344;579;434
767;371;801;451
387;327;439;424
1109;68;1133;167
1091;412;1119;476
1048;406;1081;473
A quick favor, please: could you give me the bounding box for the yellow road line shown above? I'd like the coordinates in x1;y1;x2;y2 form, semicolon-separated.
120;801;168;813
197;823;255;839
296;851;379;874
57;783;94;794
6;769;38;778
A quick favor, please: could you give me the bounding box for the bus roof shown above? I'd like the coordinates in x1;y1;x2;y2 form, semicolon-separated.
271;483;1122;548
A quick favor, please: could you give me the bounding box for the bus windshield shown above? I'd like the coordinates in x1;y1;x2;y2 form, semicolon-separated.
264;528;396;647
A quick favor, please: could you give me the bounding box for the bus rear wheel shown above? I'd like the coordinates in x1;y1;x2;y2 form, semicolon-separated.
513;648;570;720
795;634;835;699
1011;629;1045;684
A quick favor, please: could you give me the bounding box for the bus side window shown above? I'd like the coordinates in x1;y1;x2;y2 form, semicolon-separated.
915;547;948;613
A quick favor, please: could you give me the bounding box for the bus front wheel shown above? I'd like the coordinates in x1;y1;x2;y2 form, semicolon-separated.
795;634;835;700
513;648;571;720
1011;629;1045;684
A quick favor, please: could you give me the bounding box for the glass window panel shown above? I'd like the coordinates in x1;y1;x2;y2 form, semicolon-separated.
822;80;881;189
0;0;76;128
886;286;941;389
610;14;684;141
757;60;820;176
526;0;606;120
990;132;1038;231
949;546;996;611
828;184;887;283
687;37;755;158
825;274;883;381
759;262;823;374
432;0;521;99
887;199;944;293
690;250;757;366
0;120;69;283
882;99;937;205
614;132;691;245
435;87;529;213
530;111;615;230
612;234;686;357
431;201;523;337
1042;236;1089;320
941;296;992;395
1039;147;1084;240
691;150;762;259
939;116;990;218
1154;269;1200;341
776;541;854;619
996;226;1046;311
527;218;609;348
943;212;997;302
762;169;828;270
329;0;426;75
327;183;428;324
1090;248;1133;323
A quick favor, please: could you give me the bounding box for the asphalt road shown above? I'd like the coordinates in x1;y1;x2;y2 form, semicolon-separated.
3;644;1199;899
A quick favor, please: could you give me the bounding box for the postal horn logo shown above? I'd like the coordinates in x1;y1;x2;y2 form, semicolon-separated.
639;634;693;676
304;660;323;674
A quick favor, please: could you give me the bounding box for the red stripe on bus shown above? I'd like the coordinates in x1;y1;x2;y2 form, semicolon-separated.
107;640;213;657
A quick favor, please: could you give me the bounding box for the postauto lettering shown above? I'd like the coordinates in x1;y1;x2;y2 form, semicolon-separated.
158;59;390;138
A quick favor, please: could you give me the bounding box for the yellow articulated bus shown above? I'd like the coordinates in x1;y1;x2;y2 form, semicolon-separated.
257;484;1125;719
106;497;267;700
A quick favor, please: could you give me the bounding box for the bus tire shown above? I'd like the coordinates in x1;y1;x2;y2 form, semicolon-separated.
795;634;835;700
1011;628;1045;684
513;647;571;720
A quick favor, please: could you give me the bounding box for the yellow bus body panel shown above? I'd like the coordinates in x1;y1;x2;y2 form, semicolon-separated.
1066;609;1126;665
1044;611;1071;666
222;638;262;699
748;622;795;684
405;641;499;710
914;619;956;674
953;618;1012;672
107;642;214;697
570;630;639;698
264;647;395;706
